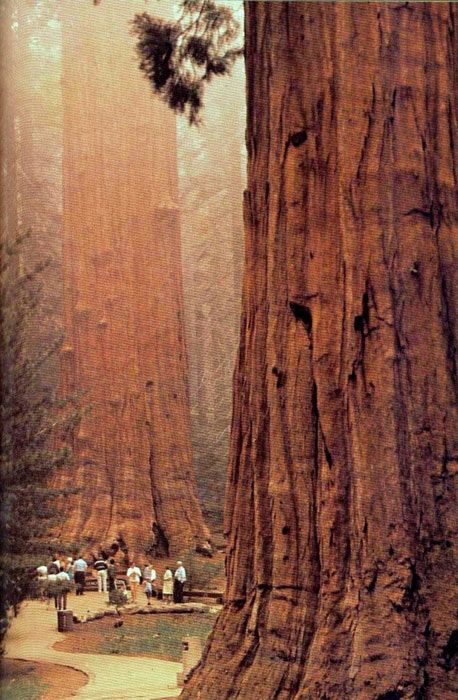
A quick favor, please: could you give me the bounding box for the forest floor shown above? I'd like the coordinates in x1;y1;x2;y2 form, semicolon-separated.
54;611;217;661
4;594;183;699
3;554;224;698
0;658;87;700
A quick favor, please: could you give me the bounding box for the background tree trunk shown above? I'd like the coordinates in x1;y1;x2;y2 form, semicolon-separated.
183;2;458;698
57;0;211;558
0;0;63;392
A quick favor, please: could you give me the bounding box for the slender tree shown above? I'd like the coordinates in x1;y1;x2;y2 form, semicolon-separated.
178;2;457;698
0;0;80;640
0;235;81;640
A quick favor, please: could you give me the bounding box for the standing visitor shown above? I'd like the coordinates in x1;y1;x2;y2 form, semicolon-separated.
163;567;173;604
47;569;58;610
150;563;157;597
47;559;58;575
126;561;141;603
143;577;153;605
143;562;158;596
93;554;108;593
73;555;88;596
173;561;187;603
56;567;71;610
66;557;74;581
107;558;117;592
36;564;48;602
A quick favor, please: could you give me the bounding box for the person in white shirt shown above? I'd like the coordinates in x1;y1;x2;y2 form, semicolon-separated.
73;556;88;596
126;562;142;603
36;565;48;602
150;565;157;597
47;570;58;610
56;567;71;610
93;556;108;593
173;561;187;603
66;557;74;581
163;567;173;603
143;563;158;596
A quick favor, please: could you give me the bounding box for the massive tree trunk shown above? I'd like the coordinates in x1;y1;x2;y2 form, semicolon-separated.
183;2;458;698
55;0;211;558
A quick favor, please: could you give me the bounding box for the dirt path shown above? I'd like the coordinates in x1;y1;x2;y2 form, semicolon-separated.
4;594;181;699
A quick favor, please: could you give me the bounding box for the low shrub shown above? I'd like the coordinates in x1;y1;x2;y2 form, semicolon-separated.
108;589;127;607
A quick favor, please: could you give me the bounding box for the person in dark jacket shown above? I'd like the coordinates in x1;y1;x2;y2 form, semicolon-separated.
107;558;117;592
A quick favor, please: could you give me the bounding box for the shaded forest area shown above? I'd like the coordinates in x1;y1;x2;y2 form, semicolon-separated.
179;61;246;533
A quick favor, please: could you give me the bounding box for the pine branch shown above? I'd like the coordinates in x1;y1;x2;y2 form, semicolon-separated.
131;1;243;125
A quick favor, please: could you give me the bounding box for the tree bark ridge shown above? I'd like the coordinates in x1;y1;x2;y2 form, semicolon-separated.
183;2;458;698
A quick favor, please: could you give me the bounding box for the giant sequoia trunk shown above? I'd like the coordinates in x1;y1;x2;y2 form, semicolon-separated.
55;0;210;558
183;2;458;698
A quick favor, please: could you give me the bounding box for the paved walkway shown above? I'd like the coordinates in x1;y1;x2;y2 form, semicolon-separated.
4;593;181;699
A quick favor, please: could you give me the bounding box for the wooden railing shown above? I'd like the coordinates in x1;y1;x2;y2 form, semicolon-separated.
83;575;224;603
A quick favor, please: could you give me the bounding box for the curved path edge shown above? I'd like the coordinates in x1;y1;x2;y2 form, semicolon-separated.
4;598;182;699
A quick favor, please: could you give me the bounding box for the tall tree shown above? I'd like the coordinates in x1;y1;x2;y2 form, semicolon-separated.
57;0;211;558
183;2;458;698
130;0;246;536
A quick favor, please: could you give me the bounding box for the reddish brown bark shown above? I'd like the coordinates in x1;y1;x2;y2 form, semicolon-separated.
183;2;457;698
55;0;210;558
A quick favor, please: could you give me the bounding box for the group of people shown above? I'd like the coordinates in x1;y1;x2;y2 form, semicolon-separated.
36;554;80;610
126;560;187;605
36;553;188;607
36;553;120;596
